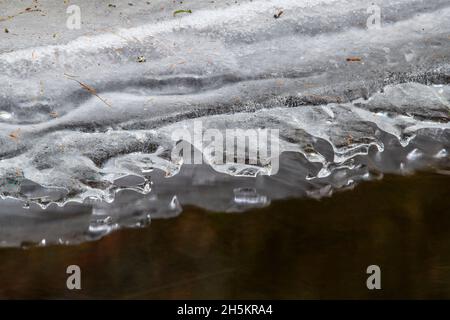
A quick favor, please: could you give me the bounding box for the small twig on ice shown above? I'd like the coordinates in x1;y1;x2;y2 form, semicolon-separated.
65;75;112;108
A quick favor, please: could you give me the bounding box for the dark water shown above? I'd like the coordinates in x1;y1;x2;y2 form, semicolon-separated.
0;172;450;299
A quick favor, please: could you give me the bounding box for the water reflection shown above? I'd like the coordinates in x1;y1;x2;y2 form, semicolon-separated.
0;172;450;299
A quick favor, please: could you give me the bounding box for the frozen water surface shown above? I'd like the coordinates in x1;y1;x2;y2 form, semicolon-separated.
0;0;449;246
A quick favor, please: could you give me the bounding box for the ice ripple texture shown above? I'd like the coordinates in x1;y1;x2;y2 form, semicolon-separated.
0;0;449;246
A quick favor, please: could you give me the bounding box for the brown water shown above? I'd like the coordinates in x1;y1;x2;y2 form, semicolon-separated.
0;172;450;299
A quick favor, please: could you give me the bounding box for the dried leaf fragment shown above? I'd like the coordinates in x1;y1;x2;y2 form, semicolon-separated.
173;9;192;17
9;128;21;142
274;10;284;19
